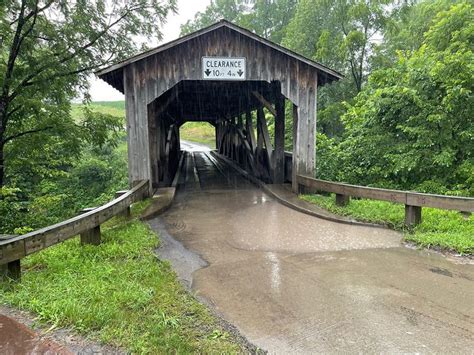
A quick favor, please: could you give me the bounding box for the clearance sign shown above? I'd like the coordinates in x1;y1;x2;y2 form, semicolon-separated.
202;57;246;80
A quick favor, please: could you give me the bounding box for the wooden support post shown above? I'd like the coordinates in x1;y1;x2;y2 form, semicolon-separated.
292;73;317;192
115;190;131;217
257;107;274;173
335;194;350;206
405;205;422;227
245;110;256;152
273;83;285;184
80;226;101;246
79;207;101;245
292;104;298;192
1;260;21;281
256;108;264;151
256;107;273;180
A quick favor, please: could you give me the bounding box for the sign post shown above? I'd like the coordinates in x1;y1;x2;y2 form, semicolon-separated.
202;57;246;80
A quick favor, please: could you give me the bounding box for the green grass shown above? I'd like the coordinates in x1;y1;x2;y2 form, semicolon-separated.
0;204;242;353
71;101;125;121
300;194;474;255
180;122;216;148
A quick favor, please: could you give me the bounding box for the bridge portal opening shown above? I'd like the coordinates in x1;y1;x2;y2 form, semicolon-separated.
147;79;290;187
179;122;216;149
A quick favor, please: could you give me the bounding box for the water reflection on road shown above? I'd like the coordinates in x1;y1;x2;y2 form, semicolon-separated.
152;145;474;353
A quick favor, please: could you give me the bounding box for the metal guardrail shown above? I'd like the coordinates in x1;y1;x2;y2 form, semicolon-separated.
296;174;474;227
0;180;150;280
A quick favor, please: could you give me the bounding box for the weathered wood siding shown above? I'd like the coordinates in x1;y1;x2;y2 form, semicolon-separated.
123;26;318;187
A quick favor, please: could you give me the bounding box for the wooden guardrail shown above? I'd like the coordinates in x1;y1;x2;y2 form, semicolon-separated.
0;180;150;281
296;174;474;227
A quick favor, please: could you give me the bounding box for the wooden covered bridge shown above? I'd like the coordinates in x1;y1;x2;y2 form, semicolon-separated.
97;20;342;192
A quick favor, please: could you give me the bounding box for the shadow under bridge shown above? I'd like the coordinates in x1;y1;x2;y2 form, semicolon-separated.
147;79;292;188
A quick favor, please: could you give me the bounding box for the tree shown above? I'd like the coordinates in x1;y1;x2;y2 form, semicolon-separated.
239;0;298;42
284;0;401;94
282;0;410;140
333;2;473;194
180;0;250;35
0;0;176;188
372;0;464;70
180;0;297;44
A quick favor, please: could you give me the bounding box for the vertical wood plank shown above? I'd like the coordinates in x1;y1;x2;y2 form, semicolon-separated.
246;110;256;152
292;103;299;192
80;226;101;246
273;82;285;184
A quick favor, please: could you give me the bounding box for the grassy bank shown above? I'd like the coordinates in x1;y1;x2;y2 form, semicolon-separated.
71;101;125;120
0;203;242;353
180;122;216;148
300;194;474;255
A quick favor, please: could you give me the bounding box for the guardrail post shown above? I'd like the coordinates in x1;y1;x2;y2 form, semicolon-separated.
405;205;422;227
460;211;471;219
115;190;131;217
335;194;350;207
80;226;101;246
0;235;21;281
79;208;101;245
1;260;21;281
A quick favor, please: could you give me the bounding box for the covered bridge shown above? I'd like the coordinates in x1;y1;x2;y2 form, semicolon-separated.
97;20;342;193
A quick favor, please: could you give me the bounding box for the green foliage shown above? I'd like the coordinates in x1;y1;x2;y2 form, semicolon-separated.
180;0;297;43
283;0;401;93
301;194;474;254
376;0;465;68
0;215;241;353
329;2;474;194
180;0;250;34
239;0;298;42
282;0;406;141
0;103;128;234
0;0;176;189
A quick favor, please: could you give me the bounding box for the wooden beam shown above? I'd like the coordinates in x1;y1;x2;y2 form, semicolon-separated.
236;128;258;176
245;110;256;153
405;205;422;227
256;108;264;151
252;91;277;116
273;83;285;184
292;104;298;192
257;107;274;174
295;174;474;212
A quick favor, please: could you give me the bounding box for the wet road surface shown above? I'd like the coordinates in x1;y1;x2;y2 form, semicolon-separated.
154;149;474;353
0;314;70;354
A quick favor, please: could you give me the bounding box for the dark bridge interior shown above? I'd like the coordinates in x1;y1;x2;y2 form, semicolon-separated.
148;79;289;188
150;80;278;123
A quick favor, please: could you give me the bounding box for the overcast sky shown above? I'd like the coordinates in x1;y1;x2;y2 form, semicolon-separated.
90;0;211;101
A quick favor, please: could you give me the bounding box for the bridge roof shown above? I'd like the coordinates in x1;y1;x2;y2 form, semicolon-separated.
97;19;343;93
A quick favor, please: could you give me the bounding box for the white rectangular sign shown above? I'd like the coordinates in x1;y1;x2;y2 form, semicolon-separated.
202;57;246;80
